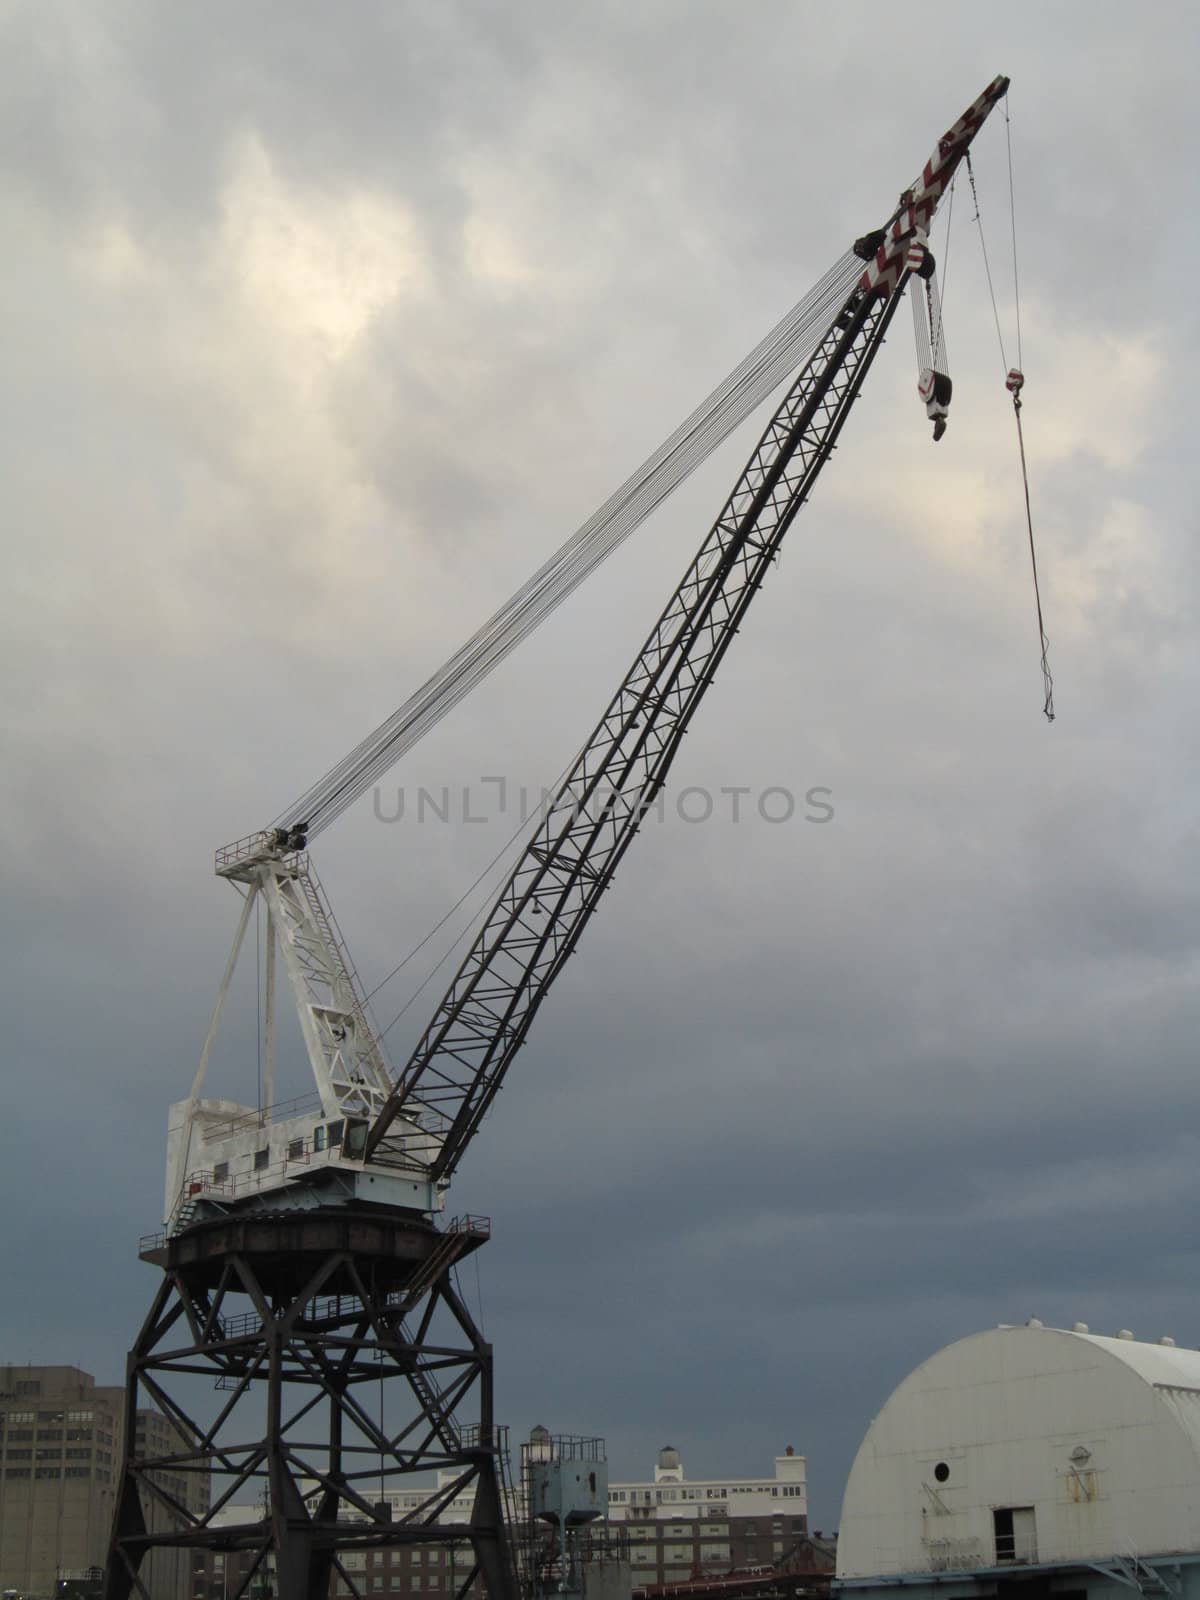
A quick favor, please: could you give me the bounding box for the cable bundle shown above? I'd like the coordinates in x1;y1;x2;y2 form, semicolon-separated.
276;251;862;840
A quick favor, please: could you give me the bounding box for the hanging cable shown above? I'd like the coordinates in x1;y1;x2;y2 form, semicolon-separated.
1005;94;1023;373
965;151;1009;378
255;894;262;1115
911;274;933;374
1009;375;1054;721
377;878;507;1042
968;135;1054;721
363;753;573;1011
931;177;956;360
926;269;948;375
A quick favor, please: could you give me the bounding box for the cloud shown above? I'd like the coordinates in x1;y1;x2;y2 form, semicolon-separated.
3;0;1200;1538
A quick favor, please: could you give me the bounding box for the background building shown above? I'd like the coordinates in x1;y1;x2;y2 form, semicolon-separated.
836;1322;1200;1600
0;1365;122;1596
607;1446;810;1588
190;1436;819;1598
0;1364;207;1599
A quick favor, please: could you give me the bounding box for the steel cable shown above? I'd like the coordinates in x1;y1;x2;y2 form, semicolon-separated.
273;252;863;839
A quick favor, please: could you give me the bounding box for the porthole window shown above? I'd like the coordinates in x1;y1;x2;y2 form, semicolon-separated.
934;1462;950;1483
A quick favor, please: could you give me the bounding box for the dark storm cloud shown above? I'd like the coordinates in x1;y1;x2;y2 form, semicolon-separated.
2;0;1199;1535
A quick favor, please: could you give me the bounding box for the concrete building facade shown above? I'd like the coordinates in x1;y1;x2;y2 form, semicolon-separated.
0;1364;208;1599
836;1323;1200;1600
0;1365;122;1596
606;1447;810;1588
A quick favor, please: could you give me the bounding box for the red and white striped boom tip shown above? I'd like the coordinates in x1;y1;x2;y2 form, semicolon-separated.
856;74;1010;300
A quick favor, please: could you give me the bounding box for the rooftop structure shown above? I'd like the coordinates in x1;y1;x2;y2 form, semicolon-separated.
608;1446;808;1520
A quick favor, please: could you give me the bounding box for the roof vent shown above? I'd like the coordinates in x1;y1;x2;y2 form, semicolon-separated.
1026;1317;1044;1329
1160;1336;1177;1347
1116;1329;1135;1340
1072;1322;1090;1333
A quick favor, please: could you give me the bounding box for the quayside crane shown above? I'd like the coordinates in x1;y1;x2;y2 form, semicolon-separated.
107;75;1013;1600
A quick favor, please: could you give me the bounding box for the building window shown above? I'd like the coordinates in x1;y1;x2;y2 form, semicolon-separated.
288;1138;305;1161
214;1161;229;1182
993;1506;1037;1565
254;1148;269;1171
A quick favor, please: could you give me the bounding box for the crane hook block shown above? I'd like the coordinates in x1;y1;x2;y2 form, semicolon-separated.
1006;368;1025;395
918;367;953;440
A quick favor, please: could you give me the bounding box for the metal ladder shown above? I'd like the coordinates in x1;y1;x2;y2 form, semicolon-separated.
295;858;391;1086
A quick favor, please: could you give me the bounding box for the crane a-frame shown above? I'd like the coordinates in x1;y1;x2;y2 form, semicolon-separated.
106;75;1011;1600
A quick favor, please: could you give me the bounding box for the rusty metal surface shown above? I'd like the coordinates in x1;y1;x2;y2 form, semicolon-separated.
138;1205;490;1297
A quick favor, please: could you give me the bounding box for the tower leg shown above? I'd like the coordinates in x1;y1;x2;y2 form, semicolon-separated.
104;1210;517;1600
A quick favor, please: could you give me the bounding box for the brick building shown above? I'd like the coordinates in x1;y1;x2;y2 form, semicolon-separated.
607;1446;810;1588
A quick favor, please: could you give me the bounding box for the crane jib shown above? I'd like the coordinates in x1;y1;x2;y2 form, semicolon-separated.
366;281;910;1173
197;75;1012;1198
364;77;1012;1179
364;73;1013;1178
855;73;1009;302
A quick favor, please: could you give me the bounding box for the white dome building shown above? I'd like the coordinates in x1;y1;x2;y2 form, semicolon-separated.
837;1323;1200;1600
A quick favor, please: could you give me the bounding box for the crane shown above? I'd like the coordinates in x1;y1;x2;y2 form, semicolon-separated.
107;75;1012;1600
166;70;1009;1227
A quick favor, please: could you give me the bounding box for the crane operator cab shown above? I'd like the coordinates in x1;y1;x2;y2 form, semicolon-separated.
163;1096;444;1234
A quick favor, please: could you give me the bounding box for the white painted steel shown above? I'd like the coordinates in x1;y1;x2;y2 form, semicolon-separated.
837;1324;1200;1581
167;852;444;1227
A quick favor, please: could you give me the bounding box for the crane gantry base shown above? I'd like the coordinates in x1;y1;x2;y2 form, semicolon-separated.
104;1207;519;1600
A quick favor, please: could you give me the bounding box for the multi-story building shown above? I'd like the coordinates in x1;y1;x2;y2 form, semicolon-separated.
0;1365;122;1595
190;1437;815;1598
0;1364;208;1599
605;1446;810;1588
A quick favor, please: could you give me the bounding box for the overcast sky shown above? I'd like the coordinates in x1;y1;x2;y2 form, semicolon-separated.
3;0;1199;1531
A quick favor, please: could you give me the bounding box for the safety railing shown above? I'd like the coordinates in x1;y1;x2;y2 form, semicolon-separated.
213;830;273;871
448;1214;491;1238
202;1088;323;1138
